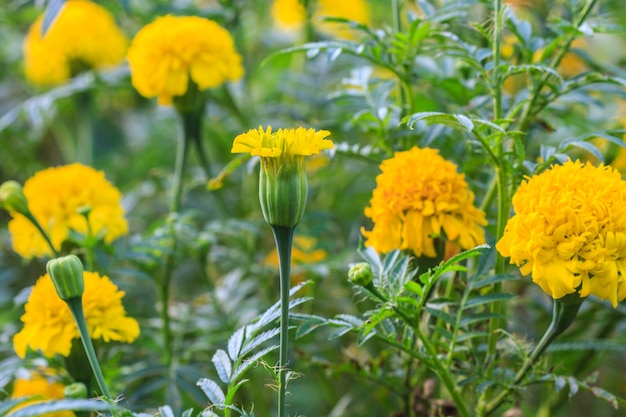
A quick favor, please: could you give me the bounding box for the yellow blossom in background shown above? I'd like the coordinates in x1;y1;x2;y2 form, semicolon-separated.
497;160;626;307
533;38;588;78
13;271;140;358
127;15;244;105
23;0;127;86
271;0;307;34
271;0;371;40
362;147;487;258
264;235;328;284
232;126;334;159
11;370;74;417
7;163;127;259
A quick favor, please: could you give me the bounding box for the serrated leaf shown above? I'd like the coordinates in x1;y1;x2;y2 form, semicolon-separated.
231;345;278;381
228;328;245;361
159;406;175;417
463;293;515;309
459;313;502;327
197;378;226;406
241;328;281;356
425;306;455;326
471;118;505;133
403;111;474;133
404;281;423;297
547;340;626;352
469;274;517;290
6;399;112;417
212;350;232;384
561;140;603;161
360;307;394;337
42;0;65;36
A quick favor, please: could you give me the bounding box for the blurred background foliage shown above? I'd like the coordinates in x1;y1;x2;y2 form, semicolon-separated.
0;0;625;416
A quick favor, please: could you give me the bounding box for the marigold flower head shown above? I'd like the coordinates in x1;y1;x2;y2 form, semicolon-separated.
11;370;74;417
13;271;140;358
23;0;127;86
497;160;626;307
362;147;487;258
127;15;244;105
271;0;371;40
7;163;127;259
232;126;334;227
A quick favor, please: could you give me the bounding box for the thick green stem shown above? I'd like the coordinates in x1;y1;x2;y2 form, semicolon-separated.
76;92;93;166
65;297;115;404
170;128;190;214
271;225;296;417
483;300;582;415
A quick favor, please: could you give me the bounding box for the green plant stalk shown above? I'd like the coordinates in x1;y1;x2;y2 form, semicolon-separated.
76;92;93;166
24;212;60;257
516;0;598;133
483;300;583;415
65;297;117;416
271;225;296;417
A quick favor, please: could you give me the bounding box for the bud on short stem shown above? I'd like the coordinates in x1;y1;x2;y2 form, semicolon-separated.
64;382;88;399
0;181;29;216
47;255;85;301
348;262;373;287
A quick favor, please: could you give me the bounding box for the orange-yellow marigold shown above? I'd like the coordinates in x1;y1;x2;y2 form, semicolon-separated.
7;163;127;259
362;147;487;258
13;271;140;358
127;15;244;105
11;370;74;417
23;0;127;86
497;160;626;307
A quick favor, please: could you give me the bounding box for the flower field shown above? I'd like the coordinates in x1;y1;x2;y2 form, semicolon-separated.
0;1;625;417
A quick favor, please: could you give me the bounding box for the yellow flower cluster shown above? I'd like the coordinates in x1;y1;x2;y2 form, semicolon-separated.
23;0;127;86
362;147;487;258
14;271;140;358
497;160;626;307
11;370;74;417
271;0;371;40
7;163;127;259
231;126;334;159
127;15;244;105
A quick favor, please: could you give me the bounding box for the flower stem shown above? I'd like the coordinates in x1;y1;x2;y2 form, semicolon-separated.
483;300;582;415
65;297;116;411
270;225;295;417
24;212;60;257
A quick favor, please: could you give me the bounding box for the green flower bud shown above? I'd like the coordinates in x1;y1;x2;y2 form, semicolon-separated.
47;255;85;301
348;262;373;287
259;157;308;228
64;382;88;399
0;180;29;216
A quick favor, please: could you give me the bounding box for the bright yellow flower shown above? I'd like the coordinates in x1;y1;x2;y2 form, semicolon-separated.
231;126;334;158
7;163;127;259
23;0;127;86
362;147;487;258
497;160;626;307
127;15;244;105
11;370;74;417
13;271;140;358
271;0;371;40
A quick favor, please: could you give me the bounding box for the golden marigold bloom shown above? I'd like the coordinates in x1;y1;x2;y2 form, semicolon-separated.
23;0;127;86
11;370;74;417
271;0;371;40
232;126;334;158
497;160;626;307
7;163;127;259
362;147;487;258
13;271;140;358
127;15;244;105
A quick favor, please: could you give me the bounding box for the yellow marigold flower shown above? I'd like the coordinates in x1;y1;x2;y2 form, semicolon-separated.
362;147;487;258
7;163;127;259
496;160;626;307
232;126;334;158
13;271;140;358
127;15;244;105
23;0;127;86
11;370;74;417
271;0;371;40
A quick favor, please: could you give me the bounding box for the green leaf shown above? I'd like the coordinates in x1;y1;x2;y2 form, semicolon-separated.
231;346;278;381
212;349;232;384
547;340;626;352
42;0;65;36
469;274;517;290
403;112;474;133
228;327;245;361
459;313;502;327
240;328;280;356
6;400;113;417
424;306;455;326
463;293;516;309
404;281;423;297
360;307;394;337
197;378;226;407
560;140;603;161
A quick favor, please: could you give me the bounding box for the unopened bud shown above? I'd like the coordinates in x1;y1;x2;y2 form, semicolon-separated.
259;158;307;227
0;181;29;216
348;262;373;287
64;382;87;399
47;255;85;301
